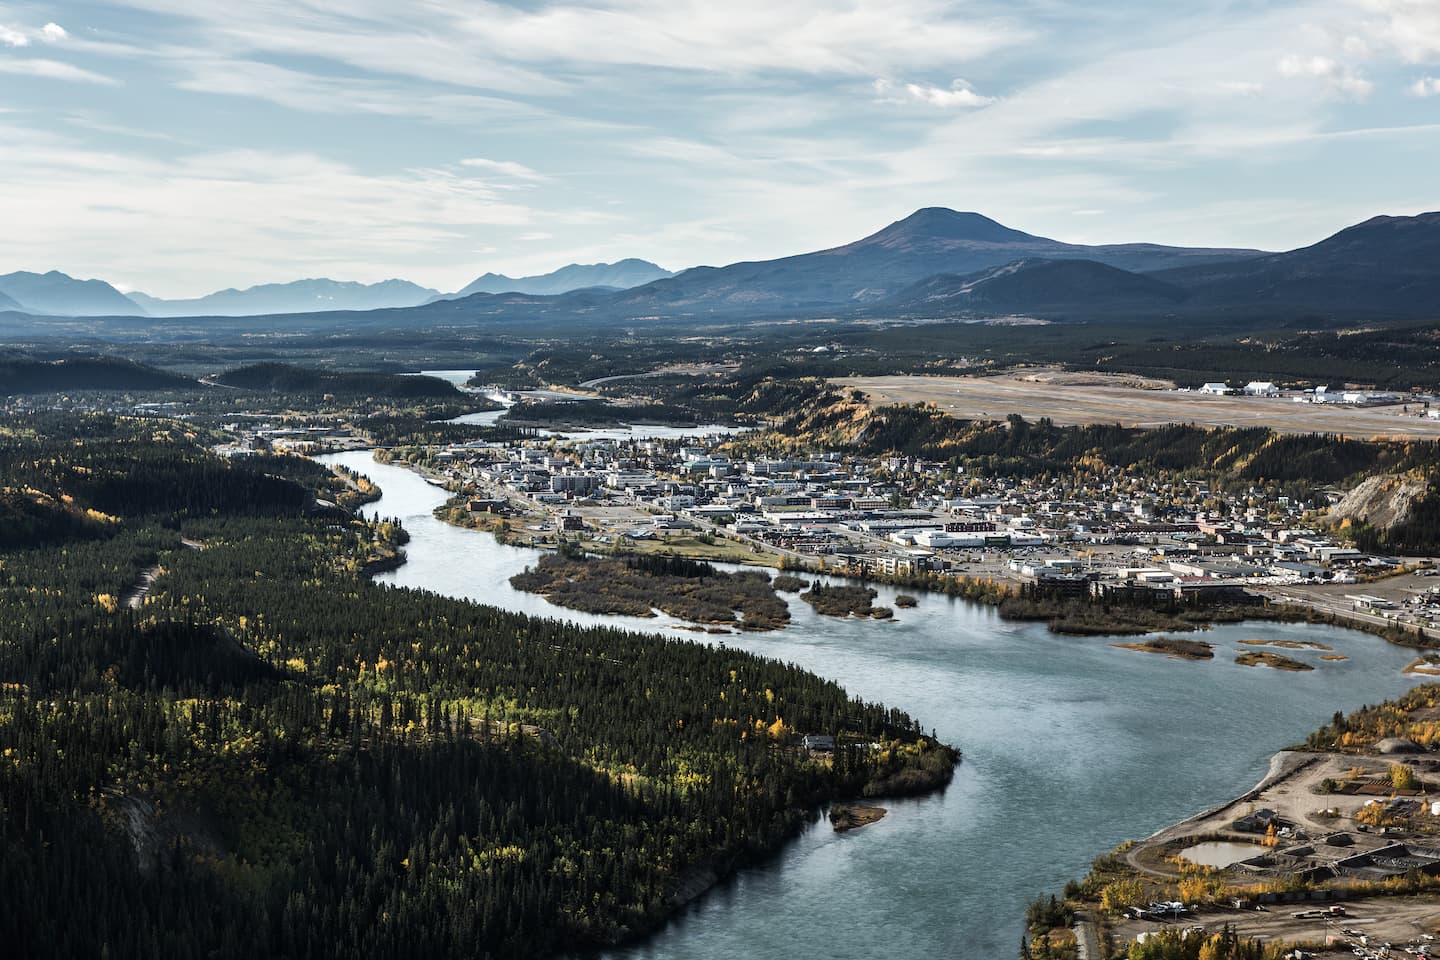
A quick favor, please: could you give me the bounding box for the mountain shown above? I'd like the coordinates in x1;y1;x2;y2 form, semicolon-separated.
1154;211;1440;312
886;258;1190;316
596;208;1263;315
448;259;674;298
0;271;144;317
0;290;23;312
131;278;439;317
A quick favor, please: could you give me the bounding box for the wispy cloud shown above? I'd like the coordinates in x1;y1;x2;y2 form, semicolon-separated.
461;158;547;181
0;57;118;85
40;22;67;42
0;24;27;46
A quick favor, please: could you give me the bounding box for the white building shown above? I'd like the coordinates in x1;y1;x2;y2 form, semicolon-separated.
1198;382;1230;395
1243;381;1279;397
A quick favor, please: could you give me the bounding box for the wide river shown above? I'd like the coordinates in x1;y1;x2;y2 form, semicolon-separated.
320;450;1424;958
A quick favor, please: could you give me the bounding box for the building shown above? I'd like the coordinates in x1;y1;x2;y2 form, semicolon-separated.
1198;382;1230;395
1243;381;1280;397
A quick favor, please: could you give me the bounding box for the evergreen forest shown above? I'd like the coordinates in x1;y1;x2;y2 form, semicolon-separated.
0;413;955;959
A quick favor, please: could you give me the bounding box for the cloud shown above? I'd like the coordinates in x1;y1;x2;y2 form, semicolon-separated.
102;0;1027;82
1411;76;1440;96
1277;54;1373;98
0;24;28;46
0;119;618;295
874;77;993;107
460;158;546;181
40;22;67;42
1355;0;1440;64
0;57;118;84
518;231;553;241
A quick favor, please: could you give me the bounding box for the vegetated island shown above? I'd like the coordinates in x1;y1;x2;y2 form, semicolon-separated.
1234;650;1313;671
801;583;892;619
509;549;791;630
772;574;809;593
830;803;888;832
1110;636;1215;660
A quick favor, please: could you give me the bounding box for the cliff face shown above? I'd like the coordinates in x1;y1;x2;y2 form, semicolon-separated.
1327;474;1430;531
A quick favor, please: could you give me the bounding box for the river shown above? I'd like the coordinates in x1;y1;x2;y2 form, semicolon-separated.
417;368;745;442
319;450;1424;959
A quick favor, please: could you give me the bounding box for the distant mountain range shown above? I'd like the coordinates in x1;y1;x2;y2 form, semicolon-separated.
0;271;144;317
130;279;441;317
4;209;1438;328
594;208;1263;314
444;259;674;298
0;260;675;318
419;207;1440;326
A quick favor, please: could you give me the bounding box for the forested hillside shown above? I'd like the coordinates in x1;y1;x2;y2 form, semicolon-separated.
0;415;954;959
0;355;198;394
214;362;461;399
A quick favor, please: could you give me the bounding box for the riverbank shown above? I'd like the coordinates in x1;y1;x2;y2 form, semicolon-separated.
318;450;965;955
317;448;1430;960
367;451;1440;665
1031;685;1440;959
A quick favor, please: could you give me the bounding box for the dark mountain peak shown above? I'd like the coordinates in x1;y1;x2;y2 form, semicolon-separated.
1321;210;1440;245
1153;209;1440;309
854;208;1047;249
888;257;1189;316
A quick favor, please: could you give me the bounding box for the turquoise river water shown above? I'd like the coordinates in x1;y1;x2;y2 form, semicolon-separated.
320;450;1423;959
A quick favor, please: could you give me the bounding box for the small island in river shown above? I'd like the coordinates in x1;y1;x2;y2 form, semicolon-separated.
1234;650;1313;671
801;583;891;619
510;550;791;630
830;804;888;832
1111;636;1215;660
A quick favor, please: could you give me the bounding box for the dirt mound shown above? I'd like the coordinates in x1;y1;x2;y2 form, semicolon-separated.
1327;474;1428;531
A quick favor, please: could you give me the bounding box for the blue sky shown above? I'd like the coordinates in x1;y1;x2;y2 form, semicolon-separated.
1;0;1437;297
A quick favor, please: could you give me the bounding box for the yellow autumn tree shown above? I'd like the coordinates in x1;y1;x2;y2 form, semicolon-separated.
1099;877;1142;913
1392;763;1417;791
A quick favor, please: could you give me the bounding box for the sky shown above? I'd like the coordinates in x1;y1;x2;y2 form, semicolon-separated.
0;0;1437;298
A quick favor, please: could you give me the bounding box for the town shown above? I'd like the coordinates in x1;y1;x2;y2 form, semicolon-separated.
224;403;1440;644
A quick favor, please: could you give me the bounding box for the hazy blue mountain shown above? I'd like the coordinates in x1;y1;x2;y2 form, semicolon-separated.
130;278;439;317
599;208;1264;314
1154;211;1440;311
886;258;1190;317
448;259;674;298
0;271;144;317
0;290;24;312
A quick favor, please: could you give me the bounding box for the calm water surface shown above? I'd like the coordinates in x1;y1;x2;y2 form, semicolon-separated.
320;450;1423;959
418;368;744;441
